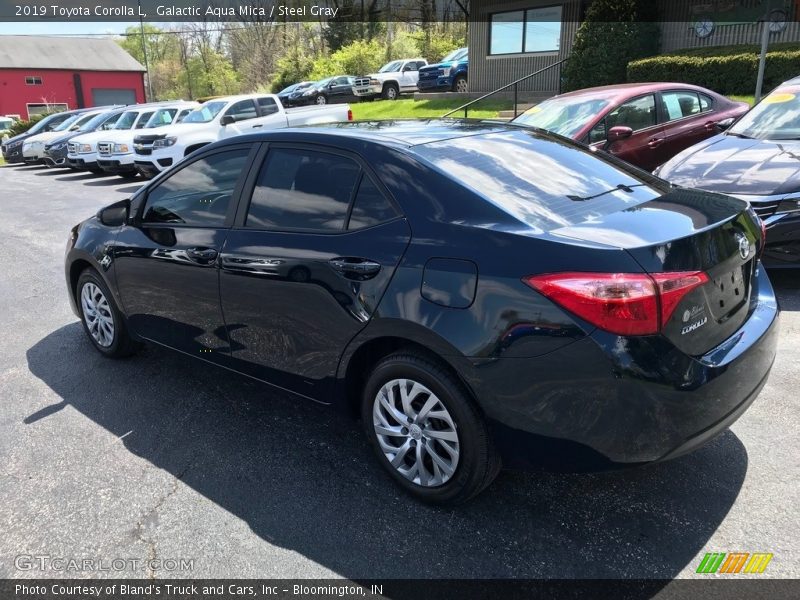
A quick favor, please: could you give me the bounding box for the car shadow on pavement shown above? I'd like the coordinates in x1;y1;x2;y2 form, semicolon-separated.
53;172;108;182
770;269;800;311
25;322;748;586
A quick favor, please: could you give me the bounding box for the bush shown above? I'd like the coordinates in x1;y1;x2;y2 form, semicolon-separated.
562;0;660;92
8;114;47;137
627;49;800;95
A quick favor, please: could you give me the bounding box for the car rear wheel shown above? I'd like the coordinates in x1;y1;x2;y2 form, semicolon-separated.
315;95;327;105
77;269;139;358
362;352;501;504
382;84;399;101
453;76;468;93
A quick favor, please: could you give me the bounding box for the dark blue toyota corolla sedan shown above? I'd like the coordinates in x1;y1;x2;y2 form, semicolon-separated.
65;120;779;504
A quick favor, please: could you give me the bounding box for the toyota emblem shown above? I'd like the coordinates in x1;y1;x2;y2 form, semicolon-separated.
737;234;751;260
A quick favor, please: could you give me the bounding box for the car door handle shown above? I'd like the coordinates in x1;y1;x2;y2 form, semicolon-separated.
251;124;263;129
704;121;717;131
186;247;218;262
647;137;664;148
329;257;382;280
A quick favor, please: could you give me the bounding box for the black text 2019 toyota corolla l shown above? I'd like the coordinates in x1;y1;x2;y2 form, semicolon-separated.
65;120;779;504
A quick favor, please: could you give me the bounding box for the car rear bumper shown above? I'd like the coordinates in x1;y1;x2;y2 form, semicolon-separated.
461;264;779;469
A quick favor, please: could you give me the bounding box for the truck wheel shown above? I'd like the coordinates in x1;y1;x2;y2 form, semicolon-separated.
316;95;327;105
453;76;468;93
382;83;399;101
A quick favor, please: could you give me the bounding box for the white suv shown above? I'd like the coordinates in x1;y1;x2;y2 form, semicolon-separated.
352;59;428;100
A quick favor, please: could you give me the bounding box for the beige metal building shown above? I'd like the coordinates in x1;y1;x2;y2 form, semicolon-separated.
468;0;800;95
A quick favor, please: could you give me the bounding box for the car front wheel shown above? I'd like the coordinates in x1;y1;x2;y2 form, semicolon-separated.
76;269;139;358
362;352;501;504
382;84;399;100
316;95;327;105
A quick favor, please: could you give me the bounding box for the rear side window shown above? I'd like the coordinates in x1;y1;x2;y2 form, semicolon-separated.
347;176;399;230
661;91;701;121
246;148;360;231
143;149;250;227
415;130;662;233
257;97;279;116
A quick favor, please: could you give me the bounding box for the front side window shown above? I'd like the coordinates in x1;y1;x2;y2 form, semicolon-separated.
142;149;250;227
606;95;657;132
225;99;258;122
134;111;155;129
661;91;701;121
246;148;361;232
490;6;562;55
113;111;139;130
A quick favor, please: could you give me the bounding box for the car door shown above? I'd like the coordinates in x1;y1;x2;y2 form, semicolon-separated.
219;99;261;139
400;62;420;91
247;96;288;131
328;77;355;103
588;94;666;171
114;144;257;359
219;144;412;401
657;90;719;163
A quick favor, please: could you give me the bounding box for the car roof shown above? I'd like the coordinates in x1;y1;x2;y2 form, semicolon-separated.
219;118;545;148
552;82;716;101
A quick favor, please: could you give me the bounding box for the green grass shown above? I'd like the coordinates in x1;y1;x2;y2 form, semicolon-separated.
0;154;5;166
350;97;512;120
730;95;756;106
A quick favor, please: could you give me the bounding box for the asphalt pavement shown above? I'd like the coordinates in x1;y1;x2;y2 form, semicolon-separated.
0;163;798;582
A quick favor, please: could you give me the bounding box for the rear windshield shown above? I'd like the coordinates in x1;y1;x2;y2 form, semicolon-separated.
414;130;664;233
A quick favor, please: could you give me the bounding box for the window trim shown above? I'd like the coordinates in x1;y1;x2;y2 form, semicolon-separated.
488;5;563;56
136;143;259;230
25;75;43;85
233;142;403;234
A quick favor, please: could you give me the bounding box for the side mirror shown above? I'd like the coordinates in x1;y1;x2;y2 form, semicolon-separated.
603;126;633;150
97;198;130;227
70;125;80;131
716;117;735;132
220;115;235;126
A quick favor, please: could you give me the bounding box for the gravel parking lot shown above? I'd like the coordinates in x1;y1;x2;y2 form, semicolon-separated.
0;163;798;582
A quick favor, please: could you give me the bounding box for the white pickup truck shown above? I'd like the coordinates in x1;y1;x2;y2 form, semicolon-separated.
133;93;352;177
67;101;191;174
352;58;428;100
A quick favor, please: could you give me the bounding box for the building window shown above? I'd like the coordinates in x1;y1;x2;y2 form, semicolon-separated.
26;103;68;118
25;76;43;85
489;5;563;55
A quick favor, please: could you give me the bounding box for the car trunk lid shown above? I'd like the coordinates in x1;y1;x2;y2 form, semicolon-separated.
549;188;762;355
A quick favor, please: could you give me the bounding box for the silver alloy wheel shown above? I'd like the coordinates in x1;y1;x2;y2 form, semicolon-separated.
373;378;460;487
455;78;468;93
316;95;326;105
80;282;115;347
386;86;398;100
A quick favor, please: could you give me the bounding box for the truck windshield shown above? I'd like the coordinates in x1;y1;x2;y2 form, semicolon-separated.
379;61;403;73
145;108;178;128
183;102;227;124
441;48;467;62
113;111;139;130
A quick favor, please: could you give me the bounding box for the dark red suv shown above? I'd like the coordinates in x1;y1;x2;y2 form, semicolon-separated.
513;82;749;171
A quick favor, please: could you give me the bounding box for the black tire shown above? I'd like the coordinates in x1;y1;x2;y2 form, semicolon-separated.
88;167;103;175
361;351;501;505
382;83;399;101
76;268;140;358
118;171;139;180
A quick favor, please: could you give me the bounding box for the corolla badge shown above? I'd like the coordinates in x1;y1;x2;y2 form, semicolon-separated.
736;233;751;260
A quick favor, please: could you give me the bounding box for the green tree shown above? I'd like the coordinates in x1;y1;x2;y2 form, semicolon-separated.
562;0;660;91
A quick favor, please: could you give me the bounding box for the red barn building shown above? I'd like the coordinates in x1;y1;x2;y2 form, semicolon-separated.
0;35;146;119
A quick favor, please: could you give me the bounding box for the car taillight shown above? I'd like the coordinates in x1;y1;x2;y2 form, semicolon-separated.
523;271;708;336
347;109;353;121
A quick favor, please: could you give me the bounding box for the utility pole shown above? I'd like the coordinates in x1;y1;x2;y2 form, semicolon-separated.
755;0;774;103
138;0;153;101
